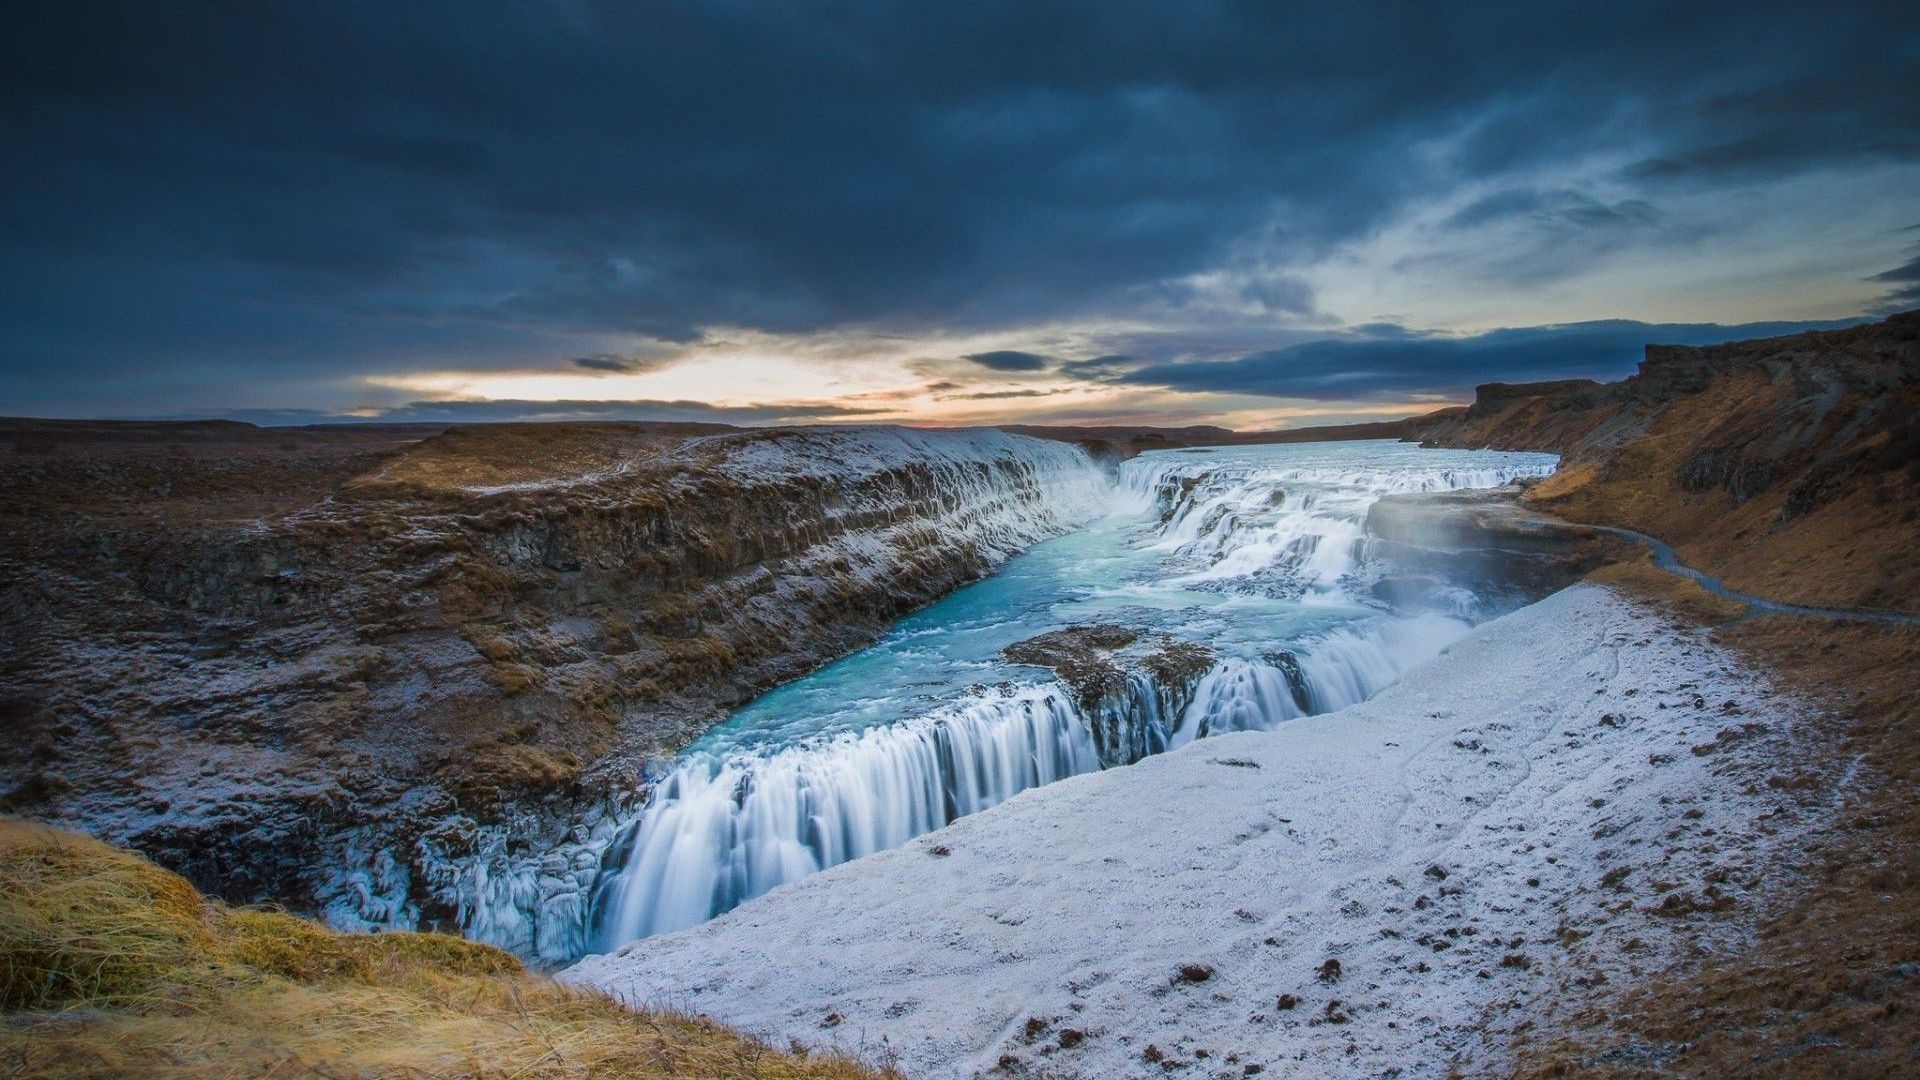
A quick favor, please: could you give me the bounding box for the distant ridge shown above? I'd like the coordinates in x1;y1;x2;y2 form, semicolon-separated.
1002;415;1433;460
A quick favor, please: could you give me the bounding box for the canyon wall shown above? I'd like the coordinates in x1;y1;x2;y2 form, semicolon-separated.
0;421;1104;954
1408;311;1920;612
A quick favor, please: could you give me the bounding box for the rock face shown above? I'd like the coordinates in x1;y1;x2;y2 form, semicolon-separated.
1406;310;1920;612
1004;625;1215;766
0;420;1103;953
1407;379;1612;452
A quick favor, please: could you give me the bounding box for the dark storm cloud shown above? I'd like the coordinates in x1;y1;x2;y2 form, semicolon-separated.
1057;355;1139;382
572;355;639;373
1871;254;1920;311
939;388;1080;401
568;352;680;375
3;0;1918;415
1112;318;1869;401
1445;191;1658;232
962;350;1054;372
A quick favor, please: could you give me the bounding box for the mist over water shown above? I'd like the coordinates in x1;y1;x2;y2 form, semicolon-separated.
587;440;1556;953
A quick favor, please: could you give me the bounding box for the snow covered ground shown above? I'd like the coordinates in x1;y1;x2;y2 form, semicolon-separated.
564;585;1832;1078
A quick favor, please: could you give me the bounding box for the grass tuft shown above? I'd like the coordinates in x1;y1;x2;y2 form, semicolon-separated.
0;818;897;1079
0;819;213;1011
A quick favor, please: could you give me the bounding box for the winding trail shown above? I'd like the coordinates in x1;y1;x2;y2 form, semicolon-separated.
1590;525;1920;626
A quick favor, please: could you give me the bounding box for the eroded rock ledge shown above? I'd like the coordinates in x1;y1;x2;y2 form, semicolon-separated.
1004;625;1215;765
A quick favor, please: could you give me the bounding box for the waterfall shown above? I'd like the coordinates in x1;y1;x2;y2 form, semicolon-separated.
1117;445;1556;599
1293;611;1465;711
1083;671;1188;766
1173;660;1307;746
584;608;1476;951
1174;611;1467;745
551;440;1562;958
591;684;1099;947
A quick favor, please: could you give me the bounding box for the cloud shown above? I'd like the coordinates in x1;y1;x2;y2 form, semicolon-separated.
962;350;1053;372
938;387;1080;400
2;1;1916;417
1056;354;1137;382
571;354;642;373
1109;317;1870;401
1871;254;1920;312
1445;190;1658;232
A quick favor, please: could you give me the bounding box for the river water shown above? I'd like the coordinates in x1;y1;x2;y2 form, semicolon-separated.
588;439;1557;950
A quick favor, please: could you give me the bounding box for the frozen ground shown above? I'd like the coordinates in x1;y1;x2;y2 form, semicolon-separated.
564;585;1833;1078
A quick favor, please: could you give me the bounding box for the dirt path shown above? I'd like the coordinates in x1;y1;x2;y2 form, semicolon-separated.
1590;525;1920;626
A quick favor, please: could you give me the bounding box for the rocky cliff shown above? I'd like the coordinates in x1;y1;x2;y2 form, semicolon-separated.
1408;311;1920;612
0;420;1103;958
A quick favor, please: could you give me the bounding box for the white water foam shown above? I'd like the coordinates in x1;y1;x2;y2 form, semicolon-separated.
593;684;1097;946
588;609;1478;947
1118;445;1556;598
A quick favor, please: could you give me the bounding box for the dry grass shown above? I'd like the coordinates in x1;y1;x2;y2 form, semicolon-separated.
1519;393;1920;1072
0;819;898;1079
1521;371;1920;613
1438;317;1920;1073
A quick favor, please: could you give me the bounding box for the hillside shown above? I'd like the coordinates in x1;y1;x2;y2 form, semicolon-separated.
1399;313;1920;1075
1410;311;1920;613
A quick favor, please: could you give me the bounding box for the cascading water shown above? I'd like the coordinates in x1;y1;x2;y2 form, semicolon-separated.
555;441;1559;958
593;684;1097;945
1118;445;1557;600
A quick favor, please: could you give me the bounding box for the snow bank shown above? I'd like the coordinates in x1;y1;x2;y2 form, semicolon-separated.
563;586;1830;1077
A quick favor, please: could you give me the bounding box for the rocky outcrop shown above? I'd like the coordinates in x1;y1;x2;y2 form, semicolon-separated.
0;420;1103;954
1404;310;1920;612
1004;625;1215;766
1406;379;1612;452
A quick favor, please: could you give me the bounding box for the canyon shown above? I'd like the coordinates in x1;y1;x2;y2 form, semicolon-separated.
4;312;1916;1076
560;313;1920;1076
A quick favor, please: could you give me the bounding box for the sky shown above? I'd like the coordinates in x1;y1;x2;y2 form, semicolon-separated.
4;1;1918;430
